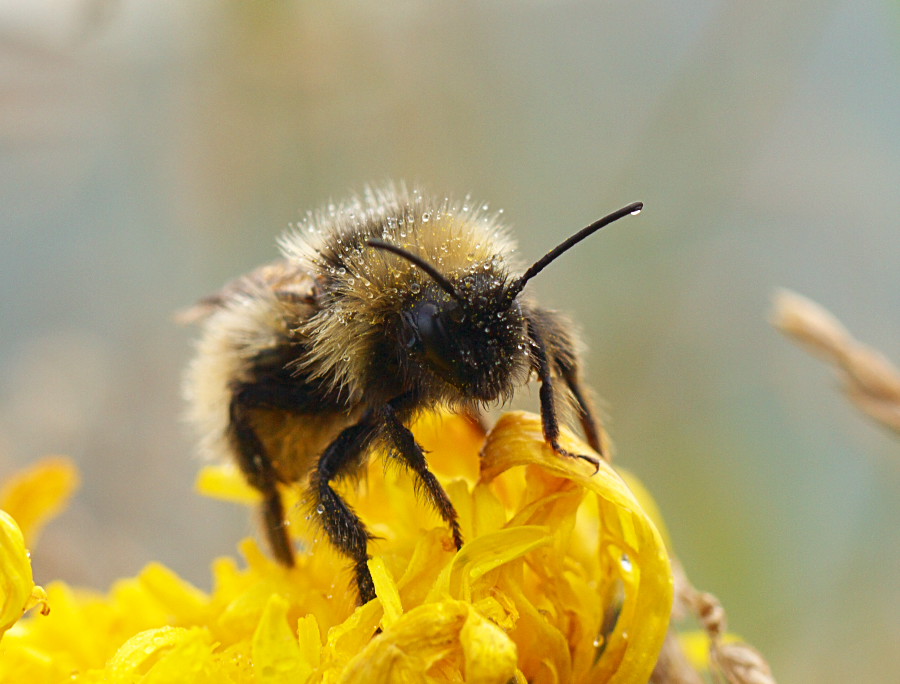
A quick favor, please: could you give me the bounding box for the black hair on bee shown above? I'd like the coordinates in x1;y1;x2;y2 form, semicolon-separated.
183;184;642;604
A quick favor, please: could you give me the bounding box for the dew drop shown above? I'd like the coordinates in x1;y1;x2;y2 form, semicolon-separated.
620;553;632;572
316;504;325;514
421;212;431;223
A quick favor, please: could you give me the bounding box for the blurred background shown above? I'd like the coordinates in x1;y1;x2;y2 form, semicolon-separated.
1;1;898;680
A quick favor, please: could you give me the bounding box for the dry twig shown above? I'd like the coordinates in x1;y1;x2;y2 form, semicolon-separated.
772;289;900;433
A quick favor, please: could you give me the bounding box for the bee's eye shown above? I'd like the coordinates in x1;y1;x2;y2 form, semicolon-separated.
415;302;458;379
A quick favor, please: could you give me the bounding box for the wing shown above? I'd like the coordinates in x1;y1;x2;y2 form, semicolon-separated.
175;259;322;324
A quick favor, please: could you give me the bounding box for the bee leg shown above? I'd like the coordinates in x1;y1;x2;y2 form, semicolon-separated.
527;319;601;472
383;403;464;550
557;363;605;458
228;390;296;566
310;419;381;604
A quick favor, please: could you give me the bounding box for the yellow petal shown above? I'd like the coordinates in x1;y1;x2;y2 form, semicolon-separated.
105;626;220;682
617;466;673;552
195;463;261;505
0;456;78;547
137;562;210;624
252;594;308;683
369;556;403;628
460;607;518;684
410;411;485;483
296;613;322;671
442;525;552;601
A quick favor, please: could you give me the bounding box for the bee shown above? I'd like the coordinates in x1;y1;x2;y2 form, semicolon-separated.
183;184;641;604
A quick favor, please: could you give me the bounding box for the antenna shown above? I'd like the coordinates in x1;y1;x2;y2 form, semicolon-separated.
507;202;643;299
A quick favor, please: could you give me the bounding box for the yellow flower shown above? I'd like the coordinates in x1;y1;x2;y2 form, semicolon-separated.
0;412;673;683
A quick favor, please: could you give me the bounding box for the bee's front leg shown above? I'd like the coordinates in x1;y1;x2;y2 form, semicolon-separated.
382;401;464;550
309;417;380;604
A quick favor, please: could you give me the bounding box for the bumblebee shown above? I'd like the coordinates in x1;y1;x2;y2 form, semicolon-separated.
184;184;641;603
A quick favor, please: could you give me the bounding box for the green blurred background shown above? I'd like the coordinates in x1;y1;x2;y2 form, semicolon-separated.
2;2;899;680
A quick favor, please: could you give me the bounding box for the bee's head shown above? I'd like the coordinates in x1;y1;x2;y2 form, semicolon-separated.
399;278;527;403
